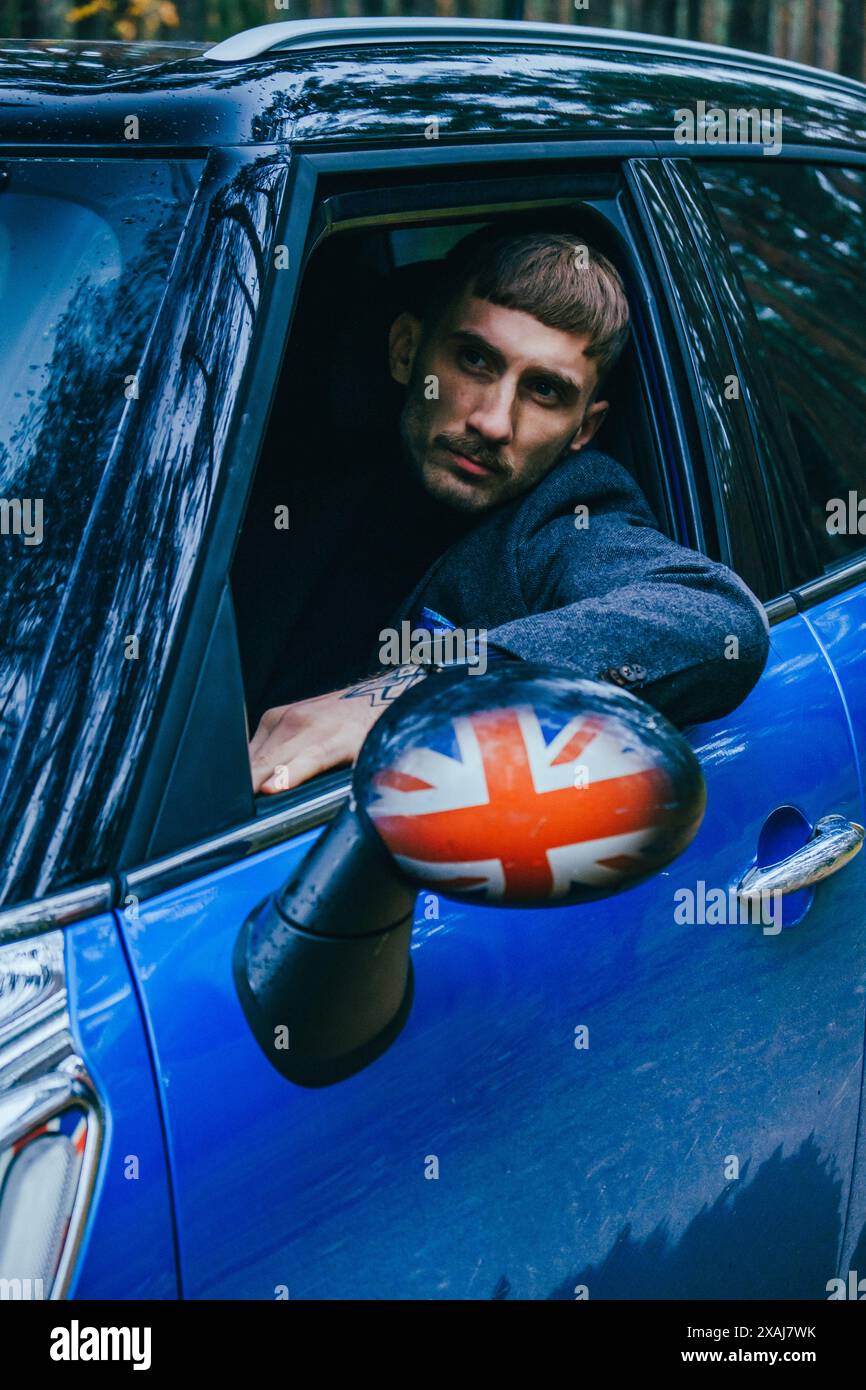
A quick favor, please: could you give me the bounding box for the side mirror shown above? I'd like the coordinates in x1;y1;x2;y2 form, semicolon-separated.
234;663;705;1086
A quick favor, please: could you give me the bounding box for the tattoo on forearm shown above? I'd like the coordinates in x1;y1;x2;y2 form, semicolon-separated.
342;664;428;708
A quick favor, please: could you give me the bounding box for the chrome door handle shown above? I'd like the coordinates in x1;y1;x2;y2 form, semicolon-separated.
737;814;864;900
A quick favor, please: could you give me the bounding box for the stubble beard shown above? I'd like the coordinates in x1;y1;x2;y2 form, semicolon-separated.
397;394;495;514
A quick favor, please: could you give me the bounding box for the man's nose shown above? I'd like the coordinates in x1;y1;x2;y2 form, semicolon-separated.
466;382;515;446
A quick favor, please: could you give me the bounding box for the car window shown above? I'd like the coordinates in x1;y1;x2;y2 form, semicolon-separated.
231;208;667;744
697;161;866;579
0;159;200;786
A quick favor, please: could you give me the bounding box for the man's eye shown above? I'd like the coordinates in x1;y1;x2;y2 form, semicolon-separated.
531;379;561;401
459;348;486;370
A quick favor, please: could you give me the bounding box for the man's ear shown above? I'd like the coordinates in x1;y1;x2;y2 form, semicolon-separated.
388;311;423;386
566;397;609;455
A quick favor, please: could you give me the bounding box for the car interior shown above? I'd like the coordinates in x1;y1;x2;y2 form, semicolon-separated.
230;205;674;747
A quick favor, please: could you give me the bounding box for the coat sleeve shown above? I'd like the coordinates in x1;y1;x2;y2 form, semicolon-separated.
485;456;771;728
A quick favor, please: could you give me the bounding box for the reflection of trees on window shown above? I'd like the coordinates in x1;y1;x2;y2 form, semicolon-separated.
0;154;287;904
0;163;197;780
702;163;866;568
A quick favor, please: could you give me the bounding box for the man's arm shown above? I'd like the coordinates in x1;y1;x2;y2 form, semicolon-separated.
486;475;771;727
249;664;426;794
248;453;771;791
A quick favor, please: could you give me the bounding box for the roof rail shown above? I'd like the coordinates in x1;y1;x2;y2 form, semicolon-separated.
201;16;866;100
203;17;607;62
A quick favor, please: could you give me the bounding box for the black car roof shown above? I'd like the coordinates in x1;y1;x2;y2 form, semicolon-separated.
0;19;864;151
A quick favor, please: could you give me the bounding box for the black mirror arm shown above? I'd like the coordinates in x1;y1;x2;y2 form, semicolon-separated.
233;802;417;1088
275;800;416;937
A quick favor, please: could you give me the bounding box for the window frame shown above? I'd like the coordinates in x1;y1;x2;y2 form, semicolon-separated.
116;138;775;905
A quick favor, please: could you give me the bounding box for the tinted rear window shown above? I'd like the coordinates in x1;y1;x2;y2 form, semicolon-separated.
698;160;866;579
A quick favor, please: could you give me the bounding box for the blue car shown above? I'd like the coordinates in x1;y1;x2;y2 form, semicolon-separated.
2;18;866;1302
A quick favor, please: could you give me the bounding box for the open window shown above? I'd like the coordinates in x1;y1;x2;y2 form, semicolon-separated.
230;185;677;743
137;165;701;868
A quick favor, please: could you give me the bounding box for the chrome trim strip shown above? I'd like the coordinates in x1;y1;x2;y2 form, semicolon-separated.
0;882;113;946
793;557;866;610
762;556;866;625
125;770;351;903
0;777;352;931
764;595;797;625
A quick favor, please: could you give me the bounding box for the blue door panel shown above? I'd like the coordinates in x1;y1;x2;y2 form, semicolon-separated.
803;585;866;805
64;913;178;1299
119;614;866;1299
797;579;866;1270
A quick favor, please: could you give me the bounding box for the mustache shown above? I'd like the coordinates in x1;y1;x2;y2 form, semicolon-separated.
438;436;510;474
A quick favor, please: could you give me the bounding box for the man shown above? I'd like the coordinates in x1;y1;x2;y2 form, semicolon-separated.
247;227;770;794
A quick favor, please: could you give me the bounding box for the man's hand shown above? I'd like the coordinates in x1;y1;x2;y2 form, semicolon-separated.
249;665;428;795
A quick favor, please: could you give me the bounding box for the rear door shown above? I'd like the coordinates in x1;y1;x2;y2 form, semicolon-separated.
116;149;866;1301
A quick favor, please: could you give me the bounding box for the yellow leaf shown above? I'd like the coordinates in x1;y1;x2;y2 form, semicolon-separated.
66;0;111;22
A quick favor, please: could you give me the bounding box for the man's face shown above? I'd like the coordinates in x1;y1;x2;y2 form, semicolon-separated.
389;284;611;513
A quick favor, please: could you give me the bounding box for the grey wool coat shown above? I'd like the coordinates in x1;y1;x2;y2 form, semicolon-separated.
387;448;771;728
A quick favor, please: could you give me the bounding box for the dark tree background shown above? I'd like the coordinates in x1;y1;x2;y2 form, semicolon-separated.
0;0;863;80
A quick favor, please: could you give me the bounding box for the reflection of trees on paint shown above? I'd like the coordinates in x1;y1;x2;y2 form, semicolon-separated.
0;166;194;776
17;0;857;79
545;1138;843;1300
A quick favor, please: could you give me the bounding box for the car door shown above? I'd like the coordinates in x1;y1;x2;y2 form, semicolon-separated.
112;148;866;1300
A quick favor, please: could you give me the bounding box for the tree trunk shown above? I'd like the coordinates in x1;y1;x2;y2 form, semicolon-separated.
800;0;818;65
728;0;771;53
655;0;678;36
815;0;838;71
773;1;794;59
700;0;719;46
16;0;40;37
685;0;703;41
838;0;866;78
592;0;614;26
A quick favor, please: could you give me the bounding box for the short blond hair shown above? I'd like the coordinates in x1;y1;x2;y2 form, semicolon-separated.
425;228;631;382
